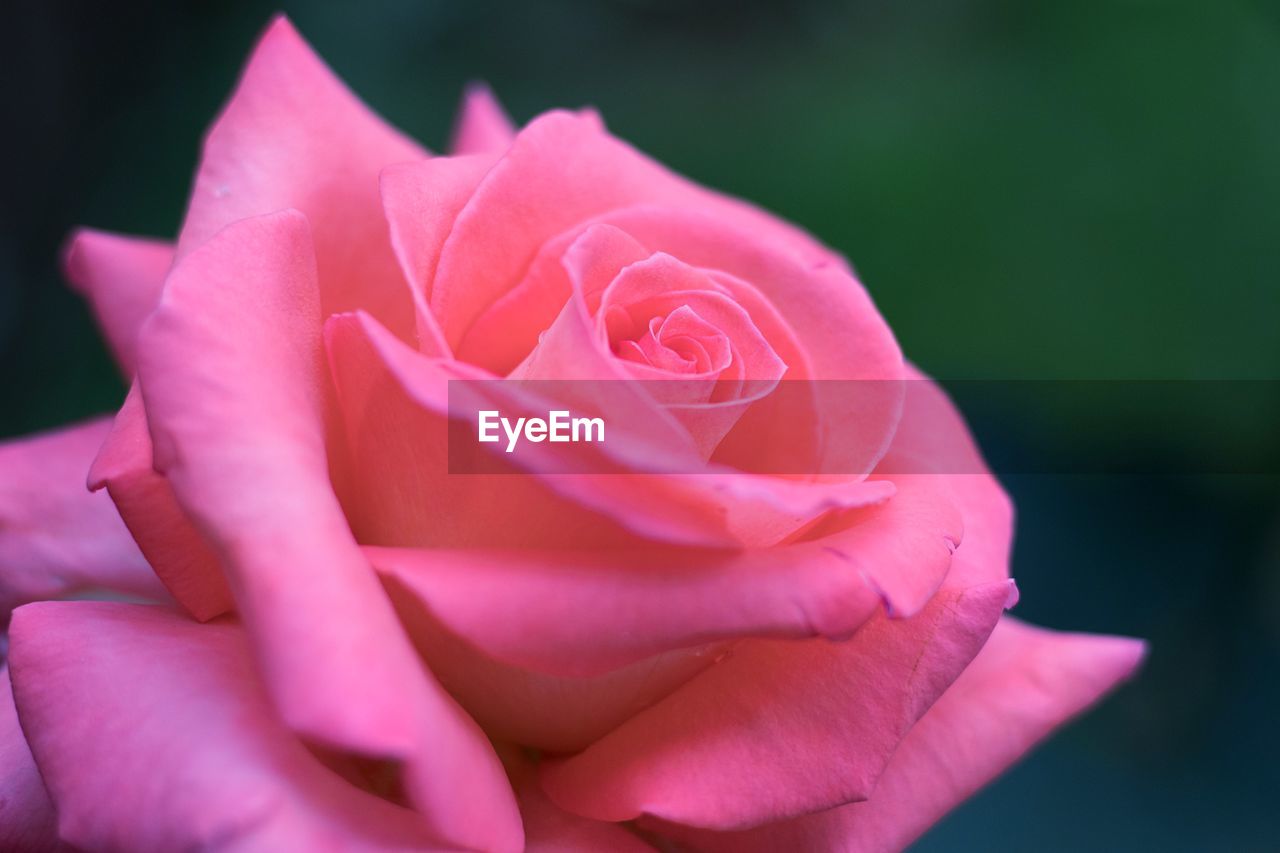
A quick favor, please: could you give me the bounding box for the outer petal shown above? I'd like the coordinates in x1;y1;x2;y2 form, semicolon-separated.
136;210;521;851
385;580;723;753
87;383;232;621
62;229;171;376
0;667;60;852
653;618;1146;852
7;601;459;851
538;369;1020;829
449;82;517;155
364;473;960;677
0;417;166;615
539;579;1015;831
176;15;425;339
877;366;1014;590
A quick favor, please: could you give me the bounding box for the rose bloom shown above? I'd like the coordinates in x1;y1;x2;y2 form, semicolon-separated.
0;17;1144;853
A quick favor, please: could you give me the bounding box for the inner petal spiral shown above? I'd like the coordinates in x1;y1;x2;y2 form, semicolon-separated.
609;304;732;376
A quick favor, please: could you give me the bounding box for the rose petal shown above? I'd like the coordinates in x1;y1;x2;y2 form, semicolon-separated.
0;667;60;852
7;601;481;851
175;15;425;339
459;210;820;381
540;579;1016;830
450;82;517;155
364;472;959;678
651;618;1146;852
385;575;722;752
514;764;655;852
431;110;844;347
380;155;493;356
136;210;521;850
0;417;166;615
61;229;171;376
87;383;232;621
325;310;655;549
877;366;1015;590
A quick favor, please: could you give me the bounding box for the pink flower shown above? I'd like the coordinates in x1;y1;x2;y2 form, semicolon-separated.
0;16;1144;852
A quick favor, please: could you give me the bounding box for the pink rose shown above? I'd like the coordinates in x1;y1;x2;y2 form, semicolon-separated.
0;17;1144;852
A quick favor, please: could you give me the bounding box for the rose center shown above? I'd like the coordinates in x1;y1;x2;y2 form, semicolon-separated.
606;303;732;376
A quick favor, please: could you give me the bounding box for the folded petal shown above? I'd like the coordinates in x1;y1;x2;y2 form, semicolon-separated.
540;579;1016;830
62;229;171;376
7;601;469;851
136;210;521;850
515;765;655;852
365;473;959;677
176;15;425;339
385;577;721;752
325;310;652;550
87;383;232;621
0;667;60;852
878;367;1014;589
450;82;517;155
651;618;1146;852
0;418;166;615
380;155;494;356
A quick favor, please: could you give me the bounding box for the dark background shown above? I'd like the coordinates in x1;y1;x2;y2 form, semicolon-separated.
2;1;1277;849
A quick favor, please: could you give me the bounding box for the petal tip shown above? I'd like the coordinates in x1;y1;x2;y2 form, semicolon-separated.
260;12;304;48
1107;635;1149;683
462;79;497;100
59;227;97;291
449;81;517;155
7;600;59;641
1004;578;1020;609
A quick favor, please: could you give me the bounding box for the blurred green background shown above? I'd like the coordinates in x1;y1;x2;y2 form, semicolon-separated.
2;1;1277;849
